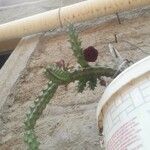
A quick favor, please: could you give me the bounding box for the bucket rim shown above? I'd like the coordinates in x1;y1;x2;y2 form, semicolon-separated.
96;56;150;128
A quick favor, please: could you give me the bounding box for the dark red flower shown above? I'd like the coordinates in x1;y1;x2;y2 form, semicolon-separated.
83;46;98;62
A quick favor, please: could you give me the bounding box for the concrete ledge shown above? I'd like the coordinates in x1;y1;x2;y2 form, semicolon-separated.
0;35;41;111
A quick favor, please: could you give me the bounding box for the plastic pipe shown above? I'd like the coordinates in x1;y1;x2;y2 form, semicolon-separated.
0;0;149;42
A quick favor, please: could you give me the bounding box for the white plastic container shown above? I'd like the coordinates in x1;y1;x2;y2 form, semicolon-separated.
97;56;150;150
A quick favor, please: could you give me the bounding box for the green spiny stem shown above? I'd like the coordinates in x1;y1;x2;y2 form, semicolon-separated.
24;129;40;150
46;64;116;85
45;64;71;84
45;64;116;92
70;66;116;82
68;24;89;68
24;82;58;150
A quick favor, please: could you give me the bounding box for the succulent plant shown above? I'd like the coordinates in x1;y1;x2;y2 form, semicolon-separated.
24;24;117;150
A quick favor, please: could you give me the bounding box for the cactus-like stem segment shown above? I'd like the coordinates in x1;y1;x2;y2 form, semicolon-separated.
68;24;89;68
70;66;116;92
70;66;116;81
45;64;71;84
45;64;116;85
24;82;58;150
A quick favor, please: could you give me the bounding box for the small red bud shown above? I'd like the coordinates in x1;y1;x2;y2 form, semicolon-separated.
55;59;65;69
100;79;106;87
83;46;98;62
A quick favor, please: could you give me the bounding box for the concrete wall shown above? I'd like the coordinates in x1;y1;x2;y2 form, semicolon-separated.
0;5;150;150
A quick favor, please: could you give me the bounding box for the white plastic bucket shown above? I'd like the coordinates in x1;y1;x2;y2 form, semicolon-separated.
97;56;150;150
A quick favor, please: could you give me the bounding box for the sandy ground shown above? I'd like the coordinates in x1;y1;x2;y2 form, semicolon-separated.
0;5;150;150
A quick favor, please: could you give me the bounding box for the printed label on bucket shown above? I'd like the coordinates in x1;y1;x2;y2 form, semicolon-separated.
103;75;150;150
107;117;142;149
